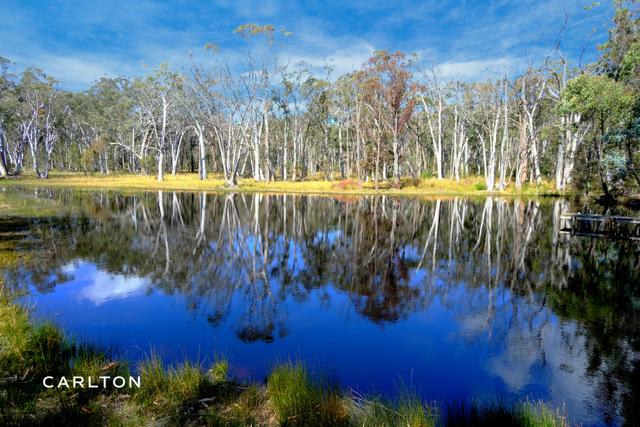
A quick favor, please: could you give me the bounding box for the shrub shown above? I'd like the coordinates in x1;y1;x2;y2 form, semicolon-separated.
140;155;157;175
403;177;422;188
473;181;487;191
331;179;362;190
421;171;435;179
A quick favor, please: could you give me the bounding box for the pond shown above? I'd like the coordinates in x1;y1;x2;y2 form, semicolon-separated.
2;187;638;426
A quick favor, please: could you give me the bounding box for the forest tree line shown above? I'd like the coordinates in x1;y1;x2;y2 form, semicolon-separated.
0;1;638;197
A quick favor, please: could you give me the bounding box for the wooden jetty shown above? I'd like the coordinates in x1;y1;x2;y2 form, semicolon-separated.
560;213;640;241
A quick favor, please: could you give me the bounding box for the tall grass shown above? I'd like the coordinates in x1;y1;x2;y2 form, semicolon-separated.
267;360;348;426
1;171;564;197
349;387;438;427
134;354;211;418
0;301;70;382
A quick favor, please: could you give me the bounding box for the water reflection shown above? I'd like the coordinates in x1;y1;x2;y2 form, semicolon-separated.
3;189;639;426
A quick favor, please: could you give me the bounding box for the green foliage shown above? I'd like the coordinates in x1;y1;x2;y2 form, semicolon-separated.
559;73;639;196
267;360;347;426
473;181;487;191
0;300;70;383
140;155;156;174
80;146;98;172
621;41;640;79
559;75;634;121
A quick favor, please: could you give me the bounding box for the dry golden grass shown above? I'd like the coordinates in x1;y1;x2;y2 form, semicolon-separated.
1;172;564;197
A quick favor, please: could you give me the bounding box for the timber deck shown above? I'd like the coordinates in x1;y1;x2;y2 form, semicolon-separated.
560;213;640;241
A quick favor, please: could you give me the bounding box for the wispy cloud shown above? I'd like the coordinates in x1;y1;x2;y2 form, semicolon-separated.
0;0;615;89
286;41;375;77
437;57;519;81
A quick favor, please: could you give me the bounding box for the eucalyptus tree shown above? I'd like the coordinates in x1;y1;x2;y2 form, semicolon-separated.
448;81;471;181
74;77;134;173
560;74;635;197
15;68;63;178
185;48;221;181
343;71;368;180
301;76;332;179
202;24;289;187
598;0;640;189
208;57;255;186
0;14;635;196
420;69;446;179
94;77;134;172
165;79;190;176
130;64;184;181
0;56;15;176
237;24;288;182
363;51;417;186
332;72;362;179
515;67;548;187
546;57;593;191
359;68;386;187
467;80;509;191
273;66;310;181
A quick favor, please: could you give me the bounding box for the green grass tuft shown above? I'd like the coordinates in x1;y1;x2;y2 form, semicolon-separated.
267;360;348;426
134;354;214;420
208;358;229;383
349;387;437;427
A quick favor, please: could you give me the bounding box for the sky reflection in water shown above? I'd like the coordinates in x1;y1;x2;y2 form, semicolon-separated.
8;189;639;427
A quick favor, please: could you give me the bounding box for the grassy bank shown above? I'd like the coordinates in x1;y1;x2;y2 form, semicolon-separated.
0;296;570;426
0;172;564;198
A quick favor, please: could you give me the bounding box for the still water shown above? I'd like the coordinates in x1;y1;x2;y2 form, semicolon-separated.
2;188;638;426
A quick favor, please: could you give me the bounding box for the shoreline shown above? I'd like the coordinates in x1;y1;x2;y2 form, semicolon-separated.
0;172;566;198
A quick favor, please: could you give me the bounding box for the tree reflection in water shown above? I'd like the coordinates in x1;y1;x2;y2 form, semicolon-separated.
5;189;639;426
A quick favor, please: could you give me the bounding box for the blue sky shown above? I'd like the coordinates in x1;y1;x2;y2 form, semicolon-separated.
0;0;615;89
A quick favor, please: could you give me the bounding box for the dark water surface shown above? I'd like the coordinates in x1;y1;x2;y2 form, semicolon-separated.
2;188;639;426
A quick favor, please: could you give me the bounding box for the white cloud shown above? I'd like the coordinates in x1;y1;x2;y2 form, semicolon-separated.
436;57;519;81
36;55;131;88
488;320;602;425
286;41;375;77
71;266;149;306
